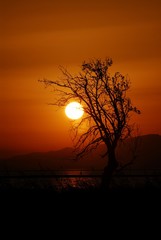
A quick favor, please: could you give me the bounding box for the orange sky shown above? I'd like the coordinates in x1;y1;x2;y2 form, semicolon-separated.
0;0;161;154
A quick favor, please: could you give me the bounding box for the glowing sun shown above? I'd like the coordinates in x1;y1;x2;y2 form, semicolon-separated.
65;102;84;120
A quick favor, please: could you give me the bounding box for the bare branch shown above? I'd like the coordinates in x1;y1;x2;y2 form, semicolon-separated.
39;58;141;188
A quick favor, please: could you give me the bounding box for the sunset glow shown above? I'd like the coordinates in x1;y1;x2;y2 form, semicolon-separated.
0;0;161;156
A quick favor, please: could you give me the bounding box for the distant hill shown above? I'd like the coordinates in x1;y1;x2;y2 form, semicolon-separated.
0;134;161;171
125;134;161;170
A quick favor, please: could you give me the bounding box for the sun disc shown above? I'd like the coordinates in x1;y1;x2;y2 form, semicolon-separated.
65;102;84;120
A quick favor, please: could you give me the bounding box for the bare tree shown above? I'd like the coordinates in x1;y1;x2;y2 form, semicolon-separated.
39;58;140;190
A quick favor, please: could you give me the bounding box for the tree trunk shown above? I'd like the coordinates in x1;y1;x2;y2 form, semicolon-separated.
101;149;118;191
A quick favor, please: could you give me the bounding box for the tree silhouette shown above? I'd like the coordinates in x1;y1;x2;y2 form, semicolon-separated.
40;58;140;190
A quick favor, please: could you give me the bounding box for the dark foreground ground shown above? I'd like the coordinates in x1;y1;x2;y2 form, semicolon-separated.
1;176;161;218
0;175;161;199
1;184;161;205
1;184;161;233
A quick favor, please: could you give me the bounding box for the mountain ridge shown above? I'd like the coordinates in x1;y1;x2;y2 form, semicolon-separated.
0;134;161;171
